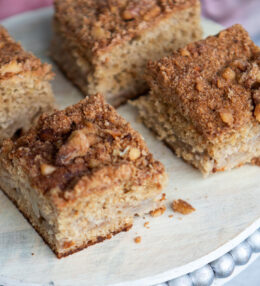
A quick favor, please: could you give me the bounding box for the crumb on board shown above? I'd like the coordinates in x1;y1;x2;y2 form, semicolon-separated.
31;253;34;256
252;157;260;166
160;193;166;201
168;214;173;218
134;236;142;243
144;222;150;228
172;199;195;215
150;206;166;217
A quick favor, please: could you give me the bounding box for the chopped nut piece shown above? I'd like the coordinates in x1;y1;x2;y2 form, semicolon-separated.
88;158;100;168
56;125;100;165
253;90;260;105
122;10;135;20
40;164;56;176
217;78;225;88
134;236;142;243
254;104;260;122
181;48;190;57
196;80;203;91
172;199;195;215
91;25;107;40
150;206;166;217
144;6;161;21
220;111;233;125
129;147;141;160
222;67;236;81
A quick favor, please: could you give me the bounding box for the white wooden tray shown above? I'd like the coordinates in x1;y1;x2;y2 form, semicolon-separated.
0;7;260;286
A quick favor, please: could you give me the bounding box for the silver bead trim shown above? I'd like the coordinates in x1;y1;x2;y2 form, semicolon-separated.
154;229;260;286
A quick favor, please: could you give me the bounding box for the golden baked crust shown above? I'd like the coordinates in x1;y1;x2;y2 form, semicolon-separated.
147;24;260;140
0;25;53;80
2;93;165;205
54;0;199;55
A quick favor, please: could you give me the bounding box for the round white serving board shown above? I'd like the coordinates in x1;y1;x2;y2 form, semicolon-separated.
0;7;260;286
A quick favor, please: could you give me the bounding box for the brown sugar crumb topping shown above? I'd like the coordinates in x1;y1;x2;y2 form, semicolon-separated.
134;236;142;243
54;0;198;53
150;206;166;217
172;199;195;215
2;94;165;198
147;25;260;140
0;25;52;79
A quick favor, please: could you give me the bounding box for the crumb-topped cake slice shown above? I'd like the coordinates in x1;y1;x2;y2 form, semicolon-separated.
51;0;202;106
0;25;54;143
0;94;167;258
134;25;260;176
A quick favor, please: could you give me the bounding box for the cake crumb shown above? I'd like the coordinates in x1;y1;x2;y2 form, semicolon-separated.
172;199;195;215
168;214;174;218
144;222;150;228
31;253;34;256
150;206;166;217
134;236;142;243
252;157;260;166
160;193;166;201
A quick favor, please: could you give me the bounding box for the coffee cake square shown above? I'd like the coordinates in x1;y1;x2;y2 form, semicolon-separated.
0;25;55;143
51;0;202;106
0;93;167;258
134;25;260;176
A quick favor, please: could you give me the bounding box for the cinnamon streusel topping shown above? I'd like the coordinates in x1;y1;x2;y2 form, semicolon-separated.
147;25;260;140
2;94;165;198
0;25;52;79
54;0;198;54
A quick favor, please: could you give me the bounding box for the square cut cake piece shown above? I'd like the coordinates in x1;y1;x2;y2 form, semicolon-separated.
134;25;260;176
51;0;202;106
0;93;167;258
0;25;55;143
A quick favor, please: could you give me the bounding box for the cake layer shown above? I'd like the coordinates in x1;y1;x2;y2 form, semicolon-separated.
134;95;260;175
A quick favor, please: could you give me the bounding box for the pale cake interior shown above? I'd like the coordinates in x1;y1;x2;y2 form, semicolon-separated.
134;95;260;175
0;161;166;257
0;74;54;143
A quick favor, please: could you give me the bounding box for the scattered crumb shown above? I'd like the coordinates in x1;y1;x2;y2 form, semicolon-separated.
252;157;260;166
168;214;173;218
134;236;142;243
31;253;34;256
172;199;195;215
178;217;183;220
144;222;150;228
160;193;166;201
150;206;166;217
205;195;208;199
